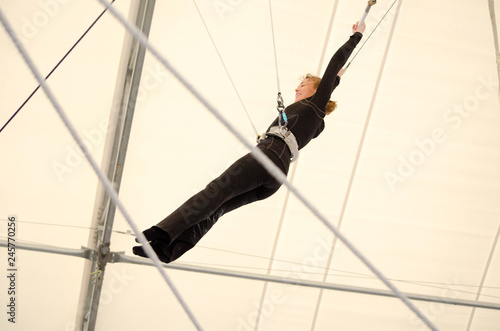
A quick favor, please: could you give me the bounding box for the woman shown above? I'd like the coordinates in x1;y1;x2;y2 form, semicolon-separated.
133;22;366;263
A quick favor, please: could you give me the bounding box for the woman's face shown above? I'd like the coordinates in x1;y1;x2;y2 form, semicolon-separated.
295;79;317;102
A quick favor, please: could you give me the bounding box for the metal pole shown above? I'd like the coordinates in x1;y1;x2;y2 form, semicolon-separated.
0;239;95;260
2;238;500;312
112;253;500;311
75;1;156;330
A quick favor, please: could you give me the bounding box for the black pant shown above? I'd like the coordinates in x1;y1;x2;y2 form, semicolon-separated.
155;143;290;262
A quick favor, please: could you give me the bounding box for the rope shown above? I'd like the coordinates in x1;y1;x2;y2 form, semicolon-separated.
192;0;259;137
268;0;281;93
0;0;116;134
268;0;288;128
92;1;439;329
488;0;500;104
345;0;399;71
0;7;204;331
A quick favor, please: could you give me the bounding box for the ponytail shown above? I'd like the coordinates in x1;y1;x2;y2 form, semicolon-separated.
302;73;337;115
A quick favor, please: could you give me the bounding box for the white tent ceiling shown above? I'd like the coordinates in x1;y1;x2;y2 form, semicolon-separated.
1;0;500;330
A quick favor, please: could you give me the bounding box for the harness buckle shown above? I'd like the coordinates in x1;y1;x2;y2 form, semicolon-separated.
258;126;299;162
276;92;287;128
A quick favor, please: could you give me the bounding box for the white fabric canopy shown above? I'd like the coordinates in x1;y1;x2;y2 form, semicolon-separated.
1;0;499;330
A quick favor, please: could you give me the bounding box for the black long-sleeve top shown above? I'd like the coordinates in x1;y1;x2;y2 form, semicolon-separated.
258;32;363;163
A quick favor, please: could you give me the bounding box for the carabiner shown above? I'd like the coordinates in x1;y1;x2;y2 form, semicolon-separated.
276;92;287;127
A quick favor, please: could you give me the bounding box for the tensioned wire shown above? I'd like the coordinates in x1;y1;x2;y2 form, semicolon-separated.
345;0;399;71
268;0;281;94
93;0;438;329
1;218;499;298
2;232;500;304
191;0;286;137
192;0;259;137
1;220;499;299
3;216;500;297
0;8;204;331
0;0;116;134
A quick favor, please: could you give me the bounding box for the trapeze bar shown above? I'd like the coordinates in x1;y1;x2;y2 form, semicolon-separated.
113;253;500;311
0;239;95;260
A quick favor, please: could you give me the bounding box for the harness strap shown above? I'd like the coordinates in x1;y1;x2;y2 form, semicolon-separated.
258;126;299;162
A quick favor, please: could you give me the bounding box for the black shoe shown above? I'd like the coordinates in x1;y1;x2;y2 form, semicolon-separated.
132;226;172;263
135;226;171;244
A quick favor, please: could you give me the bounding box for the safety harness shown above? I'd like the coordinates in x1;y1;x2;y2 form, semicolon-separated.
257;90;299;162
258;125;299;162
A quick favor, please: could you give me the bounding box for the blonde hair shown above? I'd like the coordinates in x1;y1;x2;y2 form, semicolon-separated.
302;74;337;115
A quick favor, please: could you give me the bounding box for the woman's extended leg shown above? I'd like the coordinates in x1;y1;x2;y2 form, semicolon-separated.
134;183;282;262
132;147;289;263
155;149;288;242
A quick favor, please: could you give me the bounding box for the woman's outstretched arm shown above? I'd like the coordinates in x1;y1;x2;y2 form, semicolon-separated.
312;22;366;109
